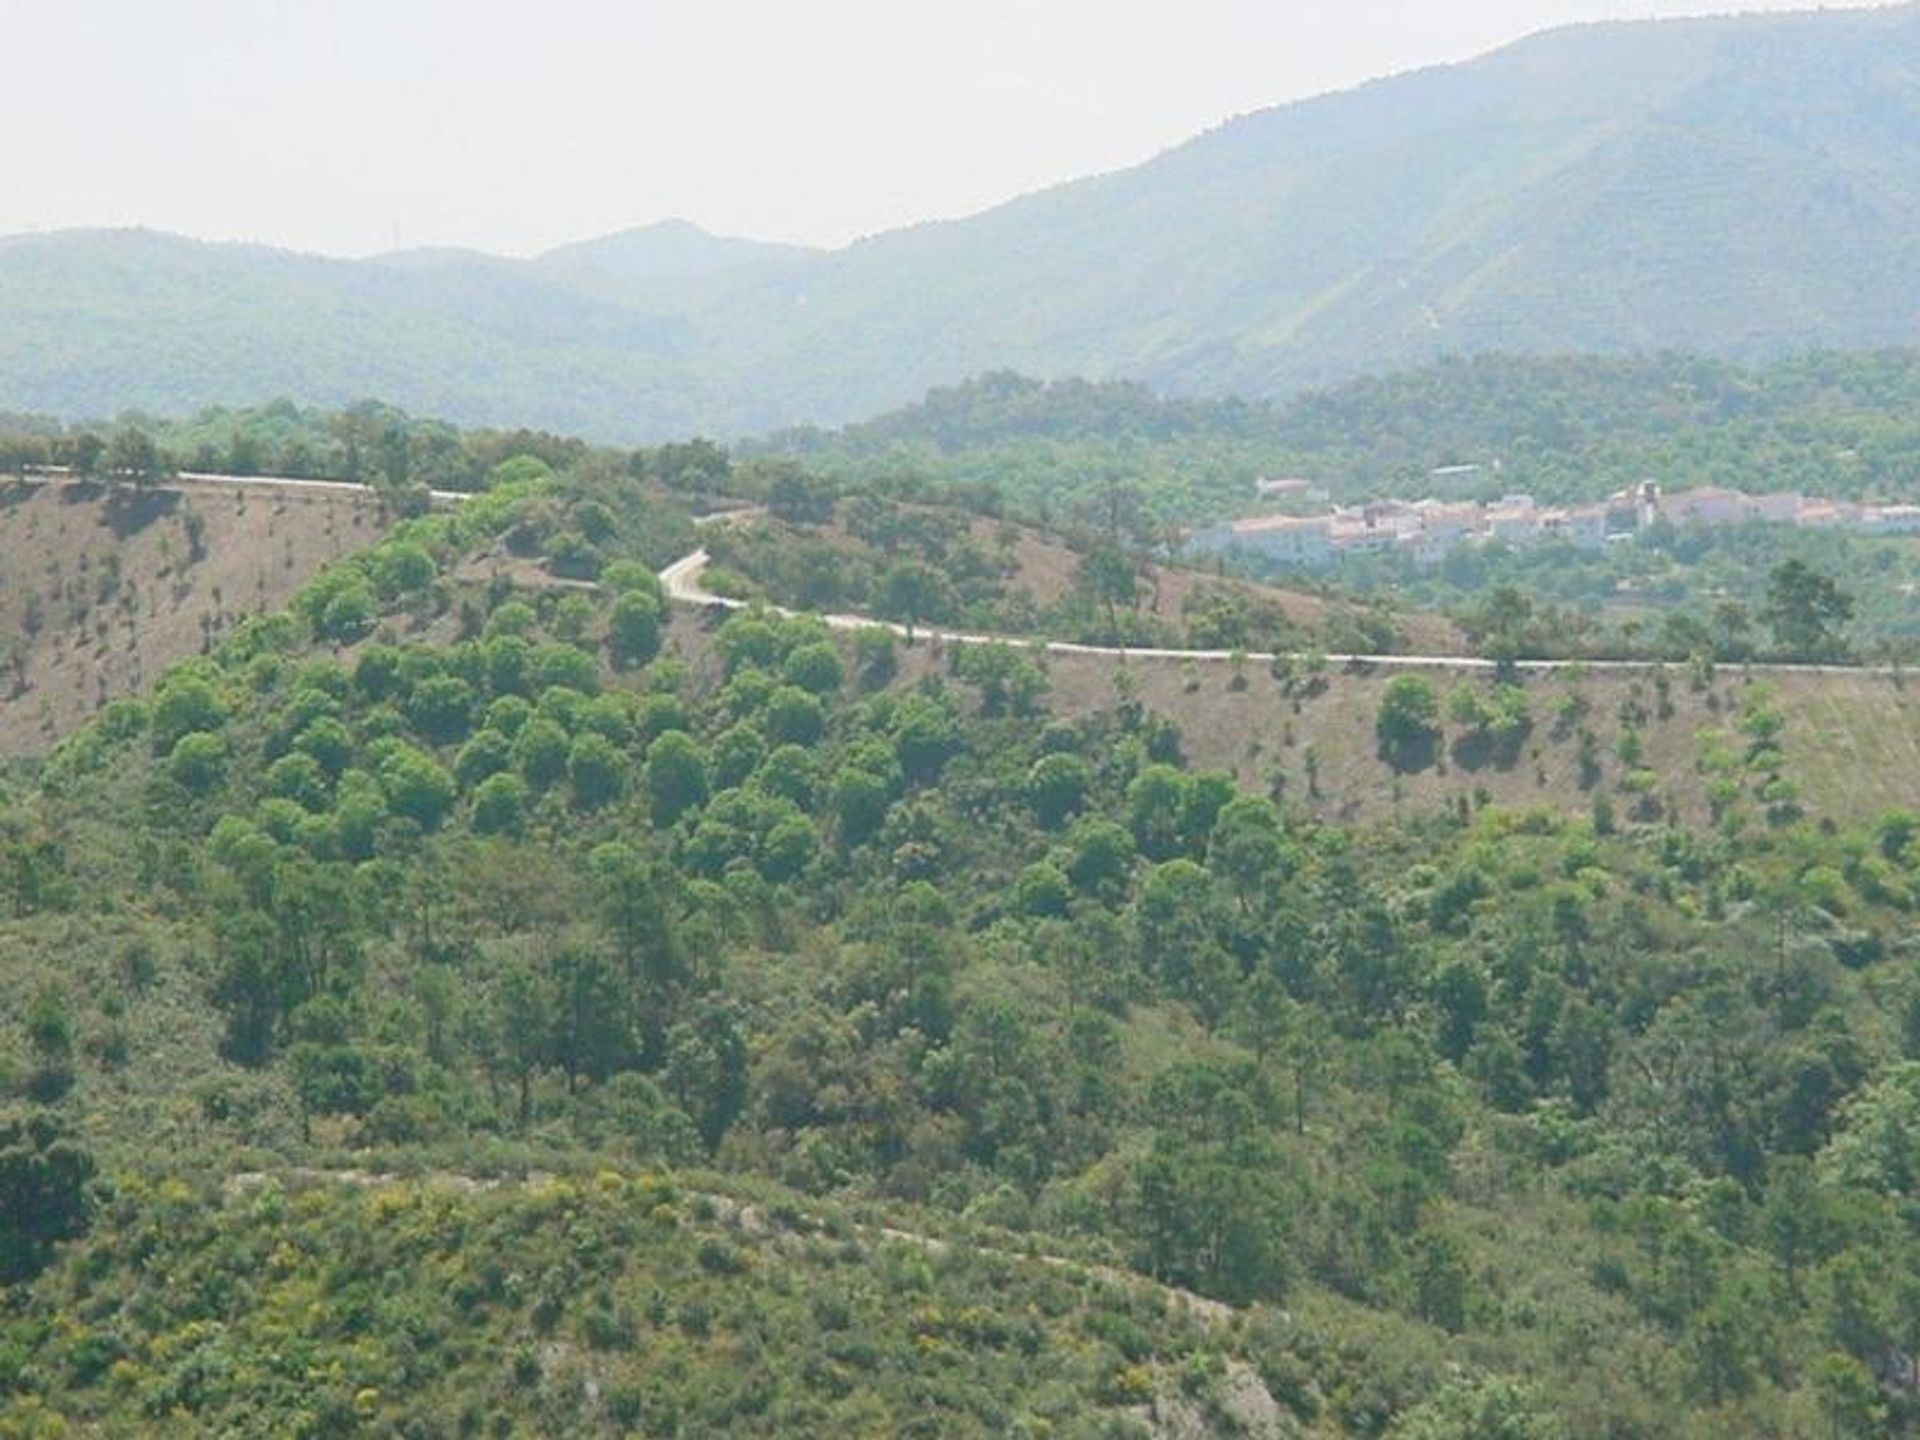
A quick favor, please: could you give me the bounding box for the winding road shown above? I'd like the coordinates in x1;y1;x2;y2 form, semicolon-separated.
658;543;1908;679
53;468;1896;680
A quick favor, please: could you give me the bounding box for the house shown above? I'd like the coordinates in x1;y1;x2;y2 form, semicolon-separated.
1205;513;1336;568
1254;476;1323;501
1330;519;1398;556
1798;501;1860;528
1659;486;1755;526
1544;504;1609;549
1861;504;1920;534
1486;495;1542;546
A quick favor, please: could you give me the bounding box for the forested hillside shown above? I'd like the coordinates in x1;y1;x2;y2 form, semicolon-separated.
768;352;1920;522
5;6;1920;436
4;427;1920;1435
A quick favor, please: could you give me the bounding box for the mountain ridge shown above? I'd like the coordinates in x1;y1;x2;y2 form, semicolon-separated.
3;5;1919;437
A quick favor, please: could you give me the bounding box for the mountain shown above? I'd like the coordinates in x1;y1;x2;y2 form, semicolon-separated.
0;228;717;436
4;6;1920;437
699;4;1920;416
537;218;817;285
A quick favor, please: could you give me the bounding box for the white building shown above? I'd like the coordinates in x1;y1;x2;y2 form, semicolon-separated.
1543;504;1609;549
1861;504;1920;534
1486;496;1543;546
1202;514;1335;568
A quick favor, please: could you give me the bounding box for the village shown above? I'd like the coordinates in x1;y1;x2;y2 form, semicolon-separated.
1191;477;1920;570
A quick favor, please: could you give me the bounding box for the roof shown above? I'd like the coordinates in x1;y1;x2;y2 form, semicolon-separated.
1229;513;1331;535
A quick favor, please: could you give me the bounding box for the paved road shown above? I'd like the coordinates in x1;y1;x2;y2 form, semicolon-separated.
37;469;1895;682
20;465;469;505
658;544;1910;679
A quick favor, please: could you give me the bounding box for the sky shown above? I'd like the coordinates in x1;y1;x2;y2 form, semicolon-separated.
0;1;1889;257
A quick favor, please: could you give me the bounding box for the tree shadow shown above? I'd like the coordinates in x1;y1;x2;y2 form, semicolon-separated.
102;486;181;539
1379;731;1438;774
1449;728;1527;773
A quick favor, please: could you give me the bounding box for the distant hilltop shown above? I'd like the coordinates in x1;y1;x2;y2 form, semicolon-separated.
4;6;1920;437
1193;483;1920;570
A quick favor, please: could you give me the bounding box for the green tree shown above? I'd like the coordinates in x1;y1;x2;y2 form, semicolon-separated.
829;767;892;849
1067;818;1136;902
1762;559;1854;661
877;560;944;641
665;1004;750;1151
644;731;709;826
568;732;627;810
1077;542;1138;641
608;589;662;670
1386;1375;1566;1440
781;641;845;696
380;745;457;830
1376;674;1440;771
513;717;571;790
167;731;230;794
471;772;530;835
104;423;166;486
319;581;378;643
1027;753;1092;828
0;1110;95;1282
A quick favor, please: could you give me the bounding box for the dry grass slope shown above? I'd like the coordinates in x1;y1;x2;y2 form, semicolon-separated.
1033;651;1920;830
0;477;392;756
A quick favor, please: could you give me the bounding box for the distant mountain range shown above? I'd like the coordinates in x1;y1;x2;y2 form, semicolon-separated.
4;5;1920;440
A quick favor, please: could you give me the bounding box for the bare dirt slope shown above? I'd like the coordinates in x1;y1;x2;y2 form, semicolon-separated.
0;477;390;755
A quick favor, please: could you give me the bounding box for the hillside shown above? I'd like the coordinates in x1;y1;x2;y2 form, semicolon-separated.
7;436;1920;1433
698;501;1465;656
766;352;1920;522
5;7;1920;437
0;476;391;755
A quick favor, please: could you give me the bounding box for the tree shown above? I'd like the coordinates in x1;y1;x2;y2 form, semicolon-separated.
167;730;230;794
1077;542;1138;641
665;1004;750;1151
830;767;892;849
1126;764;1191;861
1821;1061;1920;1195
1762;559;1853;661
513;717;571;791
1386;1376;1565;1440
380;745;457;830
68;431;105;479
781;641;845;696
1067;818;1136;902
1027;753;1091;828
372;541;436;598
471;772;529;835
1135;1134;1294;1305
567;732;627;810
319;581;378;643
762;685;825;746
151;669;228;751
0;1110;95;1282
764;464;835;525
587;841;678;990
491;960;553;1127
104;424;167;486
644;731;709;826
877;560;944;642
1376;674;1440;771
607;590;662;670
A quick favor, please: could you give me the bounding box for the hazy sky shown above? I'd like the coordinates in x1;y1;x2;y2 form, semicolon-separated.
0;1;1886;256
